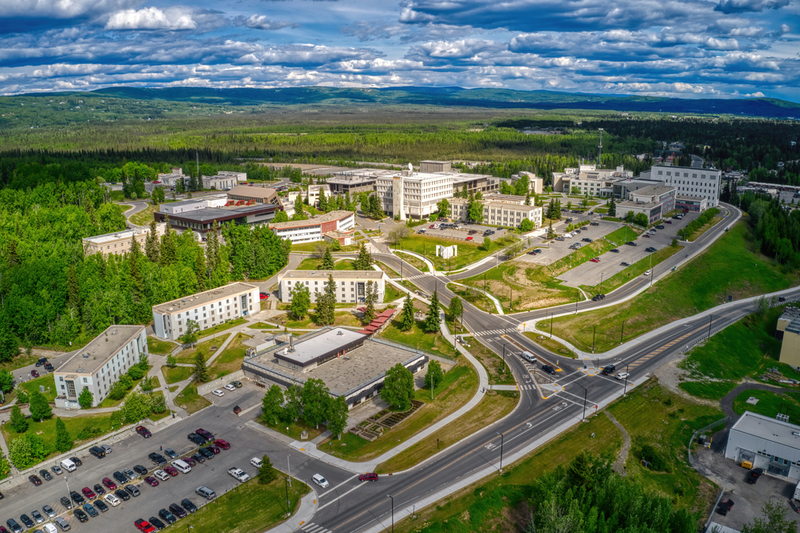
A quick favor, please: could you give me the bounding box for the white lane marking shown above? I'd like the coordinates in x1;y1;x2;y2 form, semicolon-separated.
317;476;367;511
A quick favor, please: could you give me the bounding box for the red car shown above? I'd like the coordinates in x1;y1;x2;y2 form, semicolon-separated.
144;476;159;487
102;477;117;490
213;439;231;450
359;473;378;482
589;258;600;263
259;292;268;300
466;236;473;240
81;487;96;499
31;369;40;378
163;466;179;477
208;445;221;455
135;519;156;533
136;426;152;438
182;456;197;467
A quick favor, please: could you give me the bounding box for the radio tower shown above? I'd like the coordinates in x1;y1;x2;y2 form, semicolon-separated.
597;128;603;168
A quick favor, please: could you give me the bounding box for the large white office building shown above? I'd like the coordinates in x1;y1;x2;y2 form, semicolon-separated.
376;169;453;221
269;211;355;244
278;270;385;303
641;165;722;208
152;282;260;341
450;195;543;229
55;325;148;409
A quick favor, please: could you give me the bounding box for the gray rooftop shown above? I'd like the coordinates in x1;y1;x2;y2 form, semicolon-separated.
57;325;144;375
280;270;384;281
153;282;258;313
731;411;800;449
228;185;277;199
275;327;365;366
270;210;353;230
787;318;800;335
168;204;275;222
631;185;676;197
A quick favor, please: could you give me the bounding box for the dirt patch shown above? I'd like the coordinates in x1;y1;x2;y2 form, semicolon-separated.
653;357;720;408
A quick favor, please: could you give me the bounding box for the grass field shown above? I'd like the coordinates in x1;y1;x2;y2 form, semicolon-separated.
393;378;718;533
162;365;195;384
19;373;57;401
199;318;247;338
384;283;404;303
274;310;363;329
174;335;229;363
379;317;455;358
522;332;576;358
160;477;309;533
731;388;800;423
0;352;42;373
397;234;494;271
296;258;356;270
129;204;158;226
247;321;280;329
321;361;478;461
448;282;497;313
259;417;327;442
461;336;515;385
147;337;177;355
208;333;249;381
175;381;212;413
550;221;800;353
395;251;429;272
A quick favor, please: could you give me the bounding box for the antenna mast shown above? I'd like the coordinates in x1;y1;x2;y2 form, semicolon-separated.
597;128;603;168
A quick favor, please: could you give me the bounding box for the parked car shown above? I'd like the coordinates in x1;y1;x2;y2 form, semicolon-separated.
53;517;70;531
102;477;117;490
125;484;140;497
223;383;236;391
656;225;665;229
312;474;329;488
625;241;637;246
104;493;120;507
214;439;231;450
180;499;197;514
70;491;85;505
191;453;205;464
60;496;73;510
148;453;167;465
164;448;178;459
133;465;148;476
148;517;166;531
620;262;630;267
101;444;112;454
94;499;109;513
44;363;54;372
51;465;63;476
154;469;170;481
82;503;98;518
747;468;763;484
644;269;651;276
582;238;592;243
31;510;44;524
92;483;106;495
81;487;96;499
136;426;152;438
164;466;179;477
69;457;82;467
157;509;176;525
73;509;88;523
6;519;23;533
259;292;268;300
31;369;40;378
134;519;156;533
39;469;52;481
20;515;34;529
42;505;56;519
195;428;214;441
645;247;656;253
114;489;131;502
29;475;42;486
182;456;197;467
231;381;242;388
144;476;159;487
169;504;187;519
589;258;600;263
123;468;136;480
188;433;205;446
198;447;214;460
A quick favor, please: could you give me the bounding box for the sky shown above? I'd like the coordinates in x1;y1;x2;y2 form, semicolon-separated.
0;0;799;101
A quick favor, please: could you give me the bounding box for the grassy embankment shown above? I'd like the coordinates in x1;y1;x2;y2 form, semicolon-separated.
296;258;356;270
396;234;498;271
147;337;177;355
392;379;720;533
461;226;637;311
550;221;800;353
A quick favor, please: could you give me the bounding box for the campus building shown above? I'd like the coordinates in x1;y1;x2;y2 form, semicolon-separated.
307;184;331;207
156;168;187;187
616;185;677;224
450;196;543;228
155;203;281;239
202;174;238;191
159;195;229;216
552;165;634;196
269;210;354;244
724;411;800;482
675;195;708;212
277;270;385;303
55;325;148;409
376;169;453;221
509;171;544;195
326;170;379;196
83;224;166;256
217;170;248;183
241;327;429;409
641;165;722;208
777;308;800;368
227;185;280;206
152;282;259;341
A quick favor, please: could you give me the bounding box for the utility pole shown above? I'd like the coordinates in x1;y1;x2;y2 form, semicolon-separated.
576;382;588;420
387;495;394;533
592;326;596;353
550;313;553;339
623;363;629;396
620;320;625;344
496;431;505;472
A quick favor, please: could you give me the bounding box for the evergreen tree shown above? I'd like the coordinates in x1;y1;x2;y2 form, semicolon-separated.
159;218;177;266
608;196;617;217
321;247;335;270
399;293;415;331
525;192;531;206
29;391;52;421
55;417;73;453
10;405;27;433
145;219;160;263
344;191;353;211
273;210;289;223
195;249;207;292
0;329;19;364
181;319;200;348
422;290;441;333
353;242;372;270
67;262;80;312
314;274;337;326
194;351;210;383
7;239;18;266
289;283;311;319
294;194;305;218
363;281;377;323
448;295;463;322
257;454;278;485
318;190;328;212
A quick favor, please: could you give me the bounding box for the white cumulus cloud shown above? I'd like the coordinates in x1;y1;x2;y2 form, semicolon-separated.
105;7;197;30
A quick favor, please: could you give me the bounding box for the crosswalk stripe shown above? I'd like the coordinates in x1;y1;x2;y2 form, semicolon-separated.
302;524;331;533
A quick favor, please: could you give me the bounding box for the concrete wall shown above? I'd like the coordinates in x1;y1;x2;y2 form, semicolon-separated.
197;369;246;397
780;331;800;368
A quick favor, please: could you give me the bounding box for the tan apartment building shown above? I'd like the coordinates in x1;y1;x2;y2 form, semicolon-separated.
55;325;148;408
152;282;260;341
450;196;543;229
227;185;279;205
278;270;385;304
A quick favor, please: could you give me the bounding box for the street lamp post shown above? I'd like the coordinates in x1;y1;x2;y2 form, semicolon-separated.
623;363;629;396
708;315;713;339
620;320;625;344
549;313;553;339
496;431;505;472
575;382;588;420
592;326;596;353
285;477;290;511
387;494;394;533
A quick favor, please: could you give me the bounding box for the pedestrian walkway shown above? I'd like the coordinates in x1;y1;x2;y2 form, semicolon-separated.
471;327;518;337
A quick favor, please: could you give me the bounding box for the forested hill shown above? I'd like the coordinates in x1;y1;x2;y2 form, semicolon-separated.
6;86;800;119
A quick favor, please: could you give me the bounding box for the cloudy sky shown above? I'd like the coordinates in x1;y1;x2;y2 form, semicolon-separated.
1;0;798;101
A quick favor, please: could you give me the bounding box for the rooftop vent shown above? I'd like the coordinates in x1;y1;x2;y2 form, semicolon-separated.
111;329;117;335
337;330;344;336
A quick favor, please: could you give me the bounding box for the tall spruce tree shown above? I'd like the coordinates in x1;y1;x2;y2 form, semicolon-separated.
422;290;441;333
608;196;617;217
159;217;177;266
321;247;335;270
145;219;160;262
67;262;80;313
399;293;415;331
314;274;337;326
363;281;376;324
353;242;372;270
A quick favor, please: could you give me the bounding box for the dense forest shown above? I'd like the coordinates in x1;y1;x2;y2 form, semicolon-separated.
737;191;800;266
0;161;289;357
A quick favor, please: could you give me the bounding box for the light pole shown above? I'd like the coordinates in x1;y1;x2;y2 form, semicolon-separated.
549;313;553;339
285;477;290;512
592;326;596;353
187;525;193;533
496;431;505;472
502;343;507;371
620;320;625;344
623;363;629;396
708;315;713;338
575;382;588;420
387;494;394;533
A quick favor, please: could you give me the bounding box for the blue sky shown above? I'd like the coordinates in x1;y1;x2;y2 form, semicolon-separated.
0;0;798;101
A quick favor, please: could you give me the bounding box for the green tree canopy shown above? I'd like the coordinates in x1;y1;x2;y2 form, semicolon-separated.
10;405;28;433
302;378;330;429
399;293;415;331
520;218;534;232
29;391;52;421
289;283;311;320
78;387;94;409
326;395;349;439
314;274;337;326
321;247;335;270
380;364;414;411
283;385;303;423
262;385;285;426
448;295;463;322
422;290;441;333
425;360;444;390
194;351;210;383
55;417;73;453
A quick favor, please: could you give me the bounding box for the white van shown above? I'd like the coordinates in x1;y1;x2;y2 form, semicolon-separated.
520;351;536;363
60;458;77;472
171;459;191;474
250;457;263;469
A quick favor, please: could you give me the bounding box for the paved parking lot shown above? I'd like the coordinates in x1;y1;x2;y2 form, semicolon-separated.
0;382;346;533
416;223;514;242
515;219;624;267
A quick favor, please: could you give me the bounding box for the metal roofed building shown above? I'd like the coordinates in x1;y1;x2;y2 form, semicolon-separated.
155;204;280;239
779;309;800;368
278;270;385;303
242;327;429;409
227;185;279;205
616;184;677;225
202;174;238;191
55;325;147;409
152;282;259;341
269;210;355;244
724;411;800;481
327;169;380;196
83;223;165;256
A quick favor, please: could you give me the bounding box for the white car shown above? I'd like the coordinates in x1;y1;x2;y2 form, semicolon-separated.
211;389;224;397
644;270;651;276
154;469;169;481
615;372;630;380
104;493;121;507
223;384;236;391
250;457;263;468
312;473;329;488
228;467;250;483
43;524;57;533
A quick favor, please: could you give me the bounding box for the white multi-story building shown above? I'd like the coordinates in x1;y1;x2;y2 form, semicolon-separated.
376;169;453;221
450;196;543;228
307;184;331;207
725;411;800;481
83;223;166;256
202;175;238;191
152;282;260;341
55;325;148;409
156;167;186;187
552;165;633;196
269;211;355;244
642;165;722;208
217;170;248;183
278;270;385;303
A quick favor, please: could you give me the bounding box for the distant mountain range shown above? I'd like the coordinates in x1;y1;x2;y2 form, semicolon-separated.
83;86;800;118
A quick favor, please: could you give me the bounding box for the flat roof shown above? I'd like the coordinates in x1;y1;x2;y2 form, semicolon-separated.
248;333;426;396
280;270;384;282
228;185;277;199
84;229;138;244
270;210;353;230
676;195;706;201
787;318;800;335
153;282;258;313
57;325;144;375
631;185;676;196
731;411;800;449
169;204;276;223
275;327;365;366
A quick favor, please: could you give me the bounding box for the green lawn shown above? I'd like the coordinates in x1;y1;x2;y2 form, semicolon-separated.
678;380;738;400
732;389;800;423
162;477;309;533
129;204;158;226
522;332;576;358
147;337;177;355
175;381;212;414
448;282;497;313
1;413;123;468
296;258;356;270
274;311;363;329
199;317;247;338
19;374;57;401
175;335;229;363
396;234;494;271
551;221;800;353
395;251;429;272
162;365;196;384
259;418;327;442
379;319;455;358
247;321;280;329
208;333;249;380
383;283;404;303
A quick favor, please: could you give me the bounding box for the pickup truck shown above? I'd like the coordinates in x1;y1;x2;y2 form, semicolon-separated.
228;468;250;483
